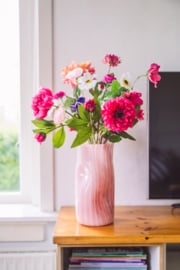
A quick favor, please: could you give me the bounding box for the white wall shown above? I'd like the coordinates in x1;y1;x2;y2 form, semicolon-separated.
53;0;180;210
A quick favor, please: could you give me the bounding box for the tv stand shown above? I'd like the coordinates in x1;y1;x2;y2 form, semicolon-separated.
53;206;180;270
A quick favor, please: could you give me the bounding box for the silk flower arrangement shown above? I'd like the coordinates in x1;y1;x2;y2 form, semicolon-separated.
31;54;161;148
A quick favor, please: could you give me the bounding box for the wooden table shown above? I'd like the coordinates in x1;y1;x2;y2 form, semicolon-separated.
53;206;180;270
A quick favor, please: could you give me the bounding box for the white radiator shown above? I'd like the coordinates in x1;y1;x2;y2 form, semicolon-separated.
0;251;56;270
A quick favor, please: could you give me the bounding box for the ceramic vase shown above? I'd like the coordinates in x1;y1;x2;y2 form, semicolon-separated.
75;143;114;226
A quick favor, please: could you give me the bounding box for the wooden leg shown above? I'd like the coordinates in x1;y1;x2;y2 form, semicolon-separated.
57;246;62;270
160;244;166;270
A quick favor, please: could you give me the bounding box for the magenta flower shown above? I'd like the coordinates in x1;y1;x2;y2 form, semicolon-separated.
53;91;65;99
34;133;46;144
101;97;136;132
124;91;143;106
137;108;144;120
148;63;161;88
102;54;121;67
102;74;116;83
53;107;66;125
32;87;54;119
99;83;104;90
84;99;96;112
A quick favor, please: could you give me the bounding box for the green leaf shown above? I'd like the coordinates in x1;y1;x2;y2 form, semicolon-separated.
89;89;94;96
132;118;138;127
120;131;136;141
105;91;113;99
74;86;81;98
66;118;88;131
109;135;122;143
120;87;128;95
33;127;55;134
53;127;65;148
32;119;55;128
71;126;92;148
63;96;76;109
111;80;120;93
93;96;102;121
78;104;90;121
135;104;141;114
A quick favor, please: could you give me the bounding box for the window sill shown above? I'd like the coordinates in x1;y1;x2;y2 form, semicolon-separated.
0;204;58;222
0;204;58;242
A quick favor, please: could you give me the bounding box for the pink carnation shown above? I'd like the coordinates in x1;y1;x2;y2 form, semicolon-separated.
32;87;54;119
148;63;161;88
124;91;143;106
102;54;121;67
53;91;65;99
102;74;116;83
84;99;96;112
101;97;136;132
34;133;46;144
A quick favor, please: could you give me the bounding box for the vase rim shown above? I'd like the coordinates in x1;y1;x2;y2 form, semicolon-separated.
78;142;114;148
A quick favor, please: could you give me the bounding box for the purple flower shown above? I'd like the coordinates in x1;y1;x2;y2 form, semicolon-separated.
76;97;85;103
70;96;85;111
70;104;78;111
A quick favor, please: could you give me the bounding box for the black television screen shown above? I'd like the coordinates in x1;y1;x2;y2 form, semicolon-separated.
149;72;180;199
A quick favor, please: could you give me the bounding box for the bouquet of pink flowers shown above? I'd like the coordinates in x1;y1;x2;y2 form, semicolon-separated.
31;54;161;148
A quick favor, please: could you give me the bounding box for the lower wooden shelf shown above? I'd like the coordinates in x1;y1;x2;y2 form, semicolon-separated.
53;206;180;270
58;245;165;270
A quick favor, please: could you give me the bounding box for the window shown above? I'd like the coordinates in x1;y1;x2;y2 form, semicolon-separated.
0;0;20;192
0;0;54;210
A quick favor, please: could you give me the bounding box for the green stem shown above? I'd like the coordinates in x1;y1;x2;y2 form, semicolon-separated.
65;110;74;117
131;74;147;90
108;66;111;74
90;112;96;144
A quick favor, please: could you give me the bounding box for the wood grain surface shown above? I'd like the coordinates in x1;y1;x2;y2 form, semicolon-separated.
53;206;180;245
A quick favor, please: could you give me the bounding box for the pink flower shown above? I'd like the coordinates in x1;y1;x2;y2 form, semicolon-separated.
102;54;121;67
124;91;143;106
34;133;46;144
53;107;66;125
61;62;77;86
61;61;95;88
99;84;104;90
32;87;54;119
101;97;136;132
53;91;65;99
84;99;96;112
69;128;76;132
148;63;161;88
102;74;116;83
137;108;144;120
65;67;83;80
78;61;95;75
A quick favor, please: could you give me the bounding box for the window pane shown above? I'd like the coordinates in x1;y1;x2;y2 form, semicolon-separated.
0;0;20;191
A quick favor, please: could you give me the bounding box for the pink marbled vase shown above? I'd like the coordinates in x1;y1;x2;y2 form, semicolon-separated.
75;143;114;226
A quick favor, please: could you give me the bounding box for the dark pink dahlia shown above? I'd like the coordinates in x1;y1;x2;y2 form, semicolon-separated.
137;108;144;120
101;97;136;132
124;91;143;106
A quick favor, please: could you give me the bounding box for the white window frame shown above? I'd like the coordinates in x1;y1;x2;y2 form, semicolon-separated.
0;0;54;212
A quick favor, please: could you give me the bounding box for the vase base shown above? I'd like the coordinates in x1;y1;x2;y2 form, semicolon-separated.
77;219;114;227
76;213;114;227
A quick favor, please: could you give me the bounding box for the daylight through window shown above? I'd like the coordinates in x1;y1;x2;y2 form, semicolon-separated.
0;0;20;191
